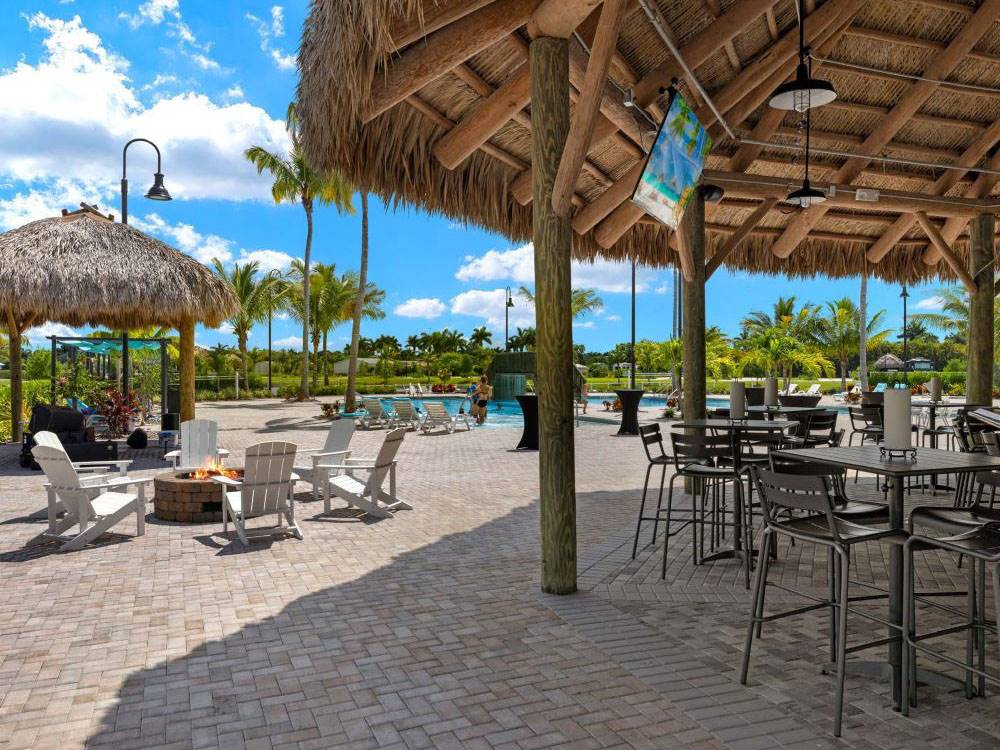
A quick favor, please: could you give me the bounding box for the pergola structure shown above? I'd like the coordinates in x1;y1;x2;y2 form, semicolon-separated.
298;0;1000;593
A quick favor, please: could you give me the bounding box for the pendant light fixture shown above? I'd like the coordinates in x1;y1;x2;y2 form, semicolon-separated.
787;106;826;208
769;0;837;112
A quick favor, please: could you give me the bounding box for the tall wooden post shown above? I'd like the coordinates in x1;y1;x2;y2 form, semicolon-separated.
179;318;196;422
4;310;24;443
531;35;576;595
681;190;707;420
967;213;995;405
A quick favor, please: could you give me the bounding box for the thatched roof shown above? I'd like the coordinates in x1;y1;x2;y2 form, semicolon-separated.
874;353;905;370
298;0;1000;284
0;207;238;329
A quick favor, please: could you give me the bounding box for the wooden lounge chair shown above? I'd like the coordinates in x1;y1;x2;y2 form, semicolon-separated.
358;397;392;429
164;419;230;469
391;398;423;430
421;401;471;434
320;428;412;518
213;442;300;546
292;419;354;501
33;445;147;552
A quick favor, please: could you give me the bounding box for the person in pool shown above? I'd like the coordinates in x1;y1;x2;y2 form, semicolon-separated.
472;374;492;425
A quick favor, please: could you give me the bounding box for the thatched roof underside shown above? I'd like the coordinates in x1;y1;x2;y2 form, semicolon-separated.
298;0;1000;283
0;211;238;329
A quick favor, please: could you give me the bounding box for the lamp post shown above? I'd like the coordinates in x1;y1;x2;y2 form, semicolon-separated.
900;284;910;372
630;259;636;389
120;138;171;396
504;286;514;351
267;299;273;394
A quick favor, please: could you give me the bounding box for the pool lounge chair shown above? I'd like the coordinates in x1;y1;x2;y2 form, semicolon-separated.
873;382;887;393
803;383;822;396
391;398;423;430
782;383;799;396
320;427;412;518
358;397;392;429
421;401;471;434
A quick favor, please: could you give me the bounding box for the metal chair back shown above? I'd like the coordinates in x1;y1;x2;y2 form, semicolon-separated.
639;423;668;463
750;466;841;541
669;430;731;473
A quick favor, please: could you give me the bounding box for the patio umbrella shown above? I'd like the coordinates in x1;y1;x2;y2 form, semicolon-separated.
0;204;237;441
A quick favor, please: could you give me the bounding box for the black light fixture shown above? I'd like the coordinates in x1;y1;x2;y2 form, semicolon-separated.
787;108;826;208
900;284;910;370
145;172;171;201
504;286;514;351
768;0;836;112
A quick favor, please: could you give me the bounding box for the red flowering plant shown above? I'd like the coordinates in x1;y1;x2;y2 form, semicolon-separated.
97;389;139;438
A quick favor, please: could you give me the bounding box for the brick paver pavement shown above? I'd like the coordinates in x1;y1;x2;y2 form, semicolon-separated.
0;399;996;749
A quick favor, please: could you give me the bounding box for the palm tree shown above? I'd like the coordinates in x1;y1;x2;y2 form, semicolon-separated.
517;286;604;318
245;102;354;399
812;297;890;393
211;260;284;386
345;191;368;412
739;326;832;390
508;327;536;351
469;326;493;350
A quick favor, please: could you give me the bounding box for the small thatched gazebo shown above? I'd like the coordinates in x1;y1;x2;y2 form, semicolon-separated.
0;205;237;441
874;353;905;372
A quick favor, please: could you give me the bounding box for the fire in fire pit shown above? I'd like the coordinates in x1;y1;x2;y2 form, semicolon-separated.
153;464;244;523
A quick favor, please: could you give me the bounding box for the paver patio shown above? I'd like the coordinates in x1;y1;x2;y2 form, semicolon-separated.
0;400;997;749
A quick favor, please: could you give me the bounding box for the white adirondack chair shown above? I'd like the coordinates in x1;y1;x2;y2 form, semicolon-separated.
164;419;230;469
292;419;355;501
213;441;300;546
321;427;412;518
34;445;147;551
391;399;423;430
33;430;131;476
421;401;471;434
358;397;392;429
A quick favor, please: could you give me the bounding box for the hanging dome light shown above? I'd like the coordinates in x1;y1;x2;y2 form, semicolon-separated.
786;178;826;208
769;0;836;112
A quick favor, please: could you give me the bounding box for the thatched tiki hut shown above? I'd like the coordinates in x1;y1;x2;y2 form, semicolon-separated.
297;0;1000;592
0;205;237;441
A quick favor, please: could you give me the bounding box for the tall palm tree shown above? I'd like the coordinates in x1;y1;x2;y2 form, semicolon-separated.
211;260;284;386
911;287;970;340
469;326;493;350
346;191;369;412
517;286;604;318
812;297;890;393
245;102;354;398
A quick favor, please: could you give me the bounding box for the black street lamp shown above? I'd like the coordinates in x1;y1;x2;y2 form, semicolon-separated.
900;284;910;372
504;286;514;351
630;259;636;389
120;138;172;397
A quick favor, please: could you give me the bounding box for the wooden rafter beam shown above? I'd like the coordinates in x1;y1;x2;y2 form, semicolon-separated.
866;117;1000;262
405;95;526;171
528;0;603;38
844;25;1000;67
389;0;497;50
552;0;627;216
705;199;776;278
822;58;1000;101
768;125;964;162
824;98;987;133
704;0;742;72
764;7;779;40
364;0;542;122
914;212;976;291
924;149;1000;265
768;0;1000;258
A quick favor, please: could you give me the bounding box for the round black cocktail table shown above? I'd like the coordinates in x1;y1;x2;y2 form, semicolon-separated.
614;389;644;436
515;393;538;450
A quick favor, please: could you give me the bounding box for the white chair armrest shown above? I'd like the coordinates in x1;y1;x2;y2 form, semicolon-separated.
211;475;243;487
217;448;230;458
312;449;351;465
78;472;119;486
72;459;132;469
163;449;181;459
290;472;300;482
80;475;150;491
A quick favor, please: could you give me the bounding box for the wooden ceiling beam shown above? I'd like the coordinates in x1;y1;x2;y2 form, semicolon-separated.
764;7;779;41
528;0;604;38
866;117;1000;262
594;201;646;249
573;162;644;234
844;25;1000;67
824;58;1000;100
706;198;776;278
823;98;986;132
553;0;628;216
768;0;1000;258
923;149;1000;264
704;0;742;72
364;0;542;122
914;211;976;291
768;125;963;162
389;0;498;50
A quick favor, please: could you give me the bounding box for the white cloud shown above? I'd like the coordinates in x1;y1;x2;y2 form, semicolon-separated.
604;314;622;322
222;84;244;101
120;0;179;28
141;73;179;92
573;321;595;329
450;288;535;332
133;212;234;264
395;297;447;319
654;284;668;295
246;6;297;71
0;177;112;230
118;1;224;72
188;52;222;71
273;335;302;349
915;295;945;311
25;321;79;346
215;322;234;335
0;13;289;217
456;243;660;293
237;248;295;272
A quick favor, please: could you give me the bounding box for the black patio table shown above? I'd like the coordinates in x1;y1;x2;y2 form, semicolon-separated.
676;419;794;578
772;445;1000;710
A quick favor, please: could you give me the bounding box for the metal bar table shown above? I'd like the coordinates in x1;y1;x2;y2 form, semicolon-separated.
773;445;1000;710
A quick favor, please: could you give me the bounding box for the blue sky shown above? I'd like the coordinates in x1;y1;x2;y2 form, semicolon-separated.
0;1;952;354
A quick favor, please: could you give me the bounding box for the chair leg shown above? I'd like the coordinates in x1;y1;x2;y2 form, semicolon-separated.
902;543;913;716
833;549;850;738
977;559;987;698
966;560;976;699
741;530;771;685
828;548;838;662
633;463;654;559
753;530;772;639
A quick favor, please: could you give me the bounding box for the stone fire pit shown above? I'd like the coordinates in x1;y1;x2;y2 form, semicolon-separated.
153;468;243;523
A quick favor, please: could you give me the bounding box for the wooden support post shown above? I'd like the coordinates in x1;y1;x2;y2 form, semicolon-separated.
531;35;576;595
4;310;24;443
179;318;196;422
681;190;707;421
967;213;995;405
